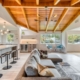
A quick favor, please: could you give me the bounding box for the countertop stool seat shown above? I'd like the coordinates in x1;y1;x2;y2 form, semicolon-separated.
0;55;3;78
10;50;17;64
1;53;6;64
0;74;3;78
2;52;12;70
14;49;20;60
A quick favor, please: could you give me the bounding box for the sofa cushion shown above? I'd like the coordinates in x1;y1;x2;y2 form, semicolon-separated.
33;48;41;57
48;54;60;59
25;57;38;76
47;54;62;63
37;63;47;72
32;51;40;63
37;63;54;77
25;64;38;76
40;59;55;68
49;68;61;77
28;57;37;69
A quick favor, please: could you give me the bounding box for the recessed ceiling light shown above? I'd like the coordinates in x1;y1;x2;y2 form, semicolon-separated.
54;14;57;18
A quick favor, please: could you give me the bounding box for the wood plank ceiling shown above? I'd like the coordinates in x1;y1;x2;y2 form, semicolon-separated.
0;0;80;32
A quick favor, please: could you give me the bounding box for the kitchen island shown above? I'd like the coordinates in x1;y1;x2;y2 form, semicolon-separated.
0;45;17;57
0;45;17;50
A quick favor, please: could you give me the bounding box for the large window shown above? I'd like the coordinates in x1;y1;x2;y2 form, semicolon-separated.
40;34;61;44
68;34;80;44
6;33;15;43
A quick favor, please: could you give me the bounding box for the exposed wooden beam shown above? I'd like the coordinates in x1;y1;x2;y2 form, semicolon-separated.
10;11;22;14
3;1;80;8
54;0;60;5
30;27;38;32
15;0;29;29
15;0;37;32
15;0;21;5
71;0;80;5
36;0;39;5
37;8;39;32
61;11;80;32
53;8;68;32
5;8;17;23
46;8;54;32
17;21;27;28
0;0;2;3
21;8;29;29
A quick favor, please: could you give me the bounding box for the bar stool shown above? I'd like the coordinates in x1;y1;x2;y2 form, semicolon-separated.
8;51;12;59
2;52;12;70
1;53;6;64
0;74;3;78
15;49;20;60
0;55;3;78
10;50;17;64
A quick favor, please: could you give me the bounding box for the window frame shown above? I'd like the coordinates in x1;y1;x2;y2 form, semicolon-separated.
40;33;61;44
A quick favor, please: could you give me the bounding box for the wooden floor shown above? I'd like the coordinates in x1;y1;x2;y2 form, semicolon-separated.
0;53;30;80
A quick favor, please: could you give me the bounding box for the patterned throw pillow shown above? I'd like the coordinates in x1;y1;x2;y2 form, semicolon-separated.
37;63;54;77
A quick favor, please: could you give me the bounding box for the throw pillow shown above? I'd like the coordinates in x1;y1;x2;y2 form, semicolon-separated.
37;63;54;77
32;52;40;63
41;52;48;58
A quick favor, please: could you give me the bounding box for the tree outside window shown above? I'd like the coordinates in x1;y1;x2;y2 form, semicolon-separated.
55;34;60;43
40;34;61;44
7;34;14;43
68;34;80;44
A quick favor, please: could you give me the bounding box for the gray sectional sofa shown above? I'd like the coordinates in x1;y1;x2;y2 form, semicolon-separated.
24;48;72;80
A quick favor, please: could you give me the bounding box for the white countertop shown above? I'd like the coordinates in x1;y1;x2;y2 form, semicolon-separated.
0;45;17;50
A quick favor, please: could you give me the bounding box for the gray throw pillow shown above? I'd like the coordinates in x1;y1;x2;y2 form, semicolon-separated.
33;48;41;57
25;57;38;76
28;57;37;69
25;63;38;76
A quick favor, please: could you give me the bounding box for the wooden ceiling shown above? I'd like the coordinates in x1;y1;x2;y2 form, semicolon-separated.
0;0;80;32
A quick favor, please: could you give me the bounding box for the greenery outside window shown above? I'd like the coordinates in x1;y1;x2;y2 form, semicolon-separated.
40;34;61;44
68;34;80;44
6;33;15;43
55;34;61;43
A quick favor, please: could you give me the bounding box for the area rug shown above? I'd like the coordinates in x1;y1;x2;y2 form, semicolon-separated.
55;64;80;80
